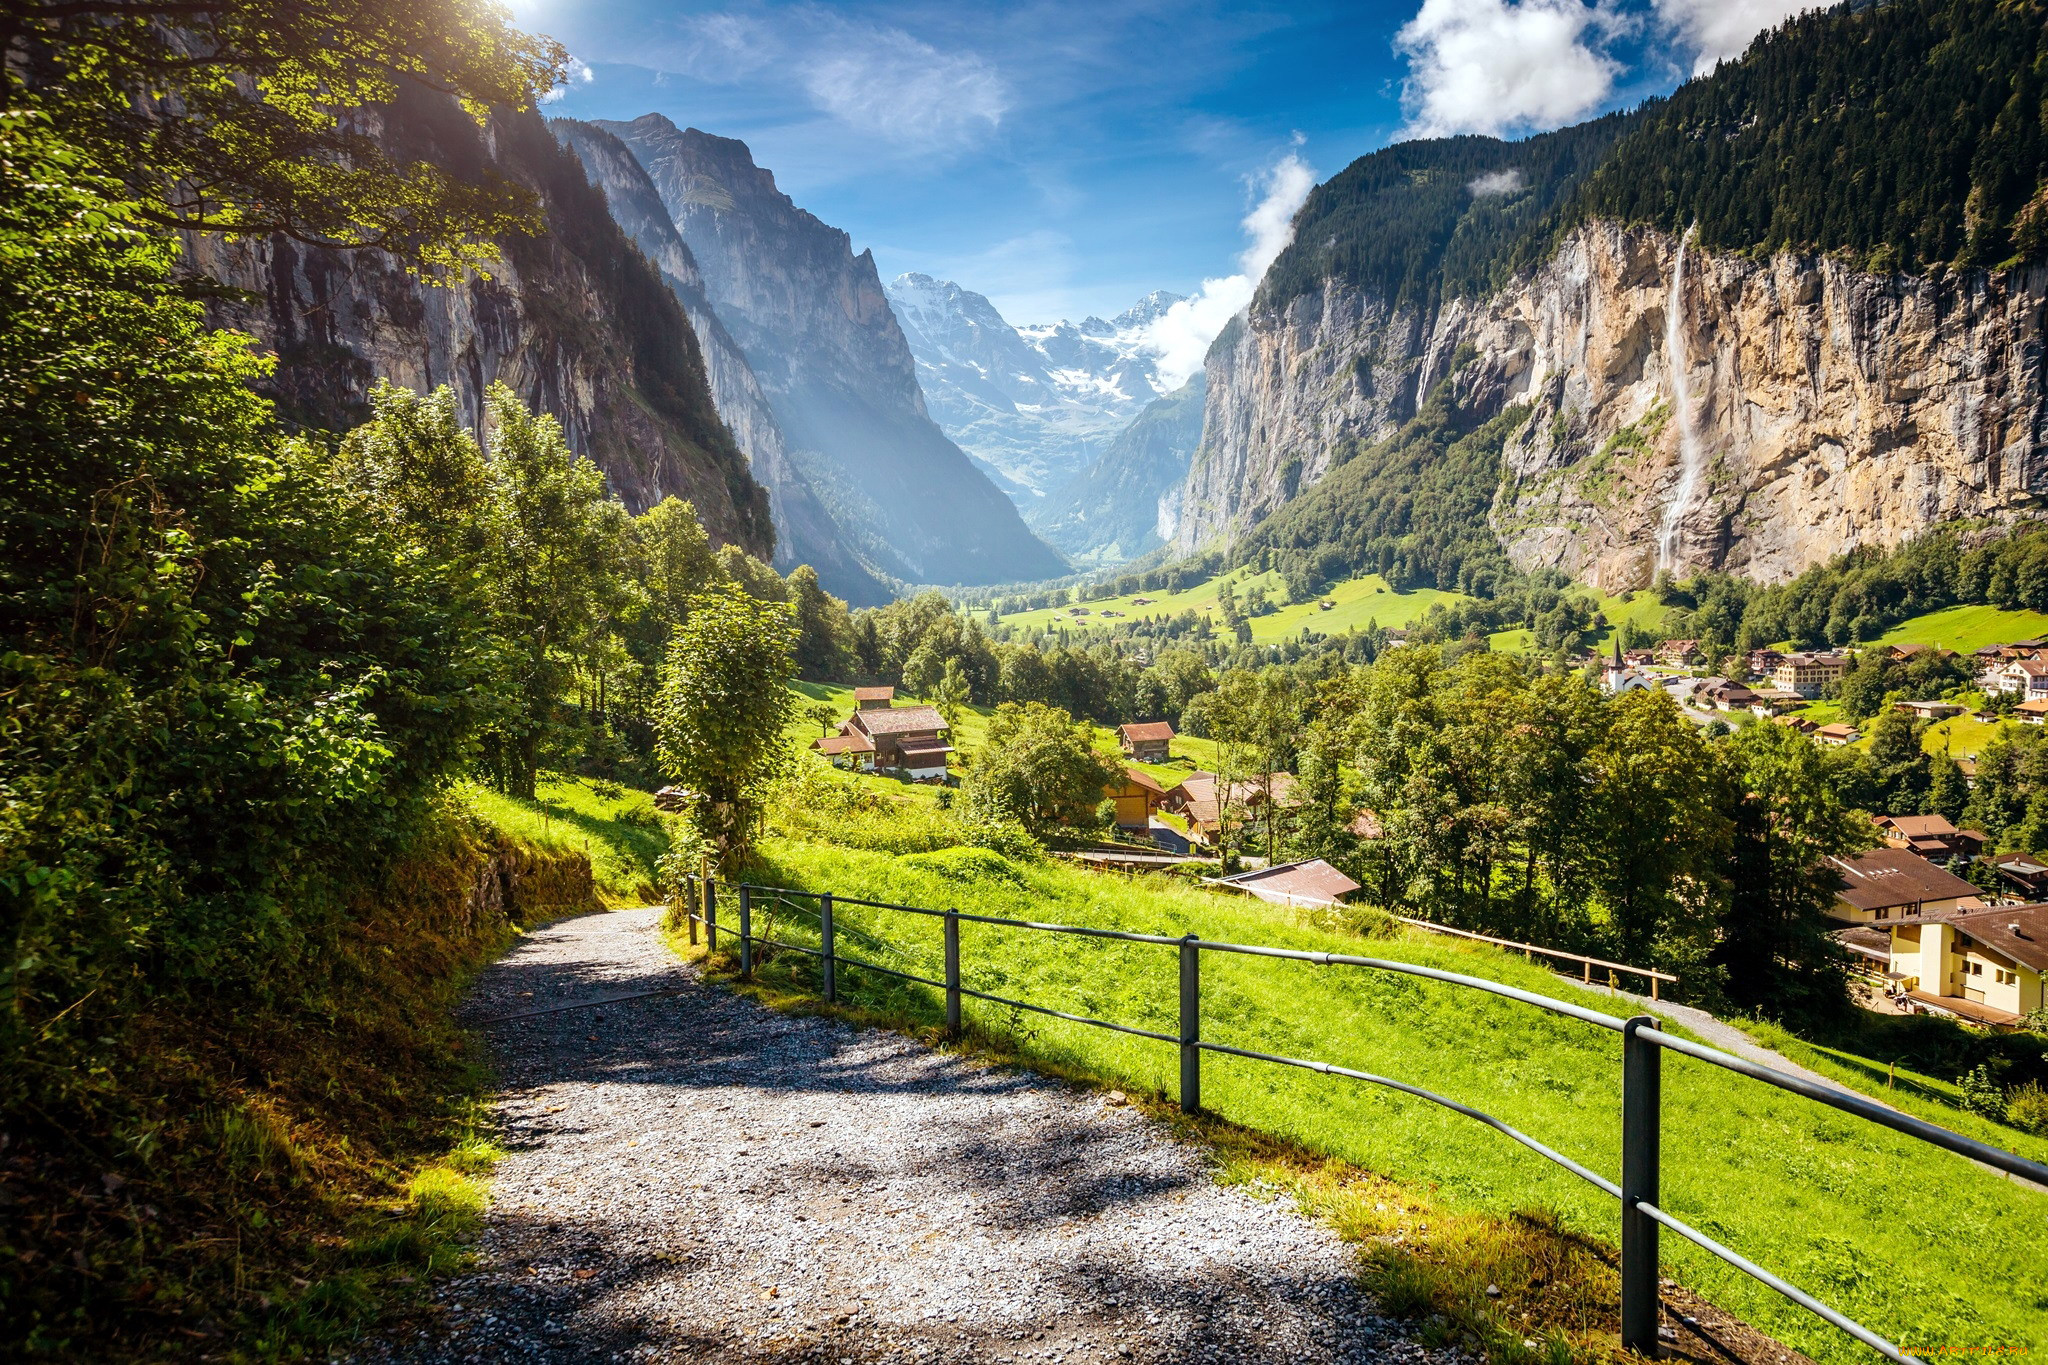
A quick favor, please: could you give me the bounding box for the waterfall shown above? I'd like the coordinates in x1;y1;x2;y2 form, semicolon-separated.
1655;227;1703;577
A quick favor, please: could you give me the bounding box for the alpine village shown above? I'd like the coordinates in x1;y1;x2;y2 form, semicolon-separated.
8;1;2048;1362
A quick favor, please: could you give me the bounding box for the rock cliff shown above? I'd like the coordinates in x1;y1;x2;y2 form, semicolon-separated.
1181;221;2048;587
596;114;1068;588
187;89;773;556
1034;375;1206;568
549;119;886;603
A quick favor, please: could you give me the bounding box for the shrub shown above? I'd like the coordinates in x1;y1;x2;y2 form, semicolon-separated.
2007;1082;2048;1135
1957;1063;2007;1119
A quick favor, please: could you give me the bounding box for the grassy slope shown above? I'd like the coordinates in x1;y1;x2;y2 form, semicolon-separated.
1869;604;2048;653
725;839;2044;1360
464;778;669;903
998;567;1469;644
1491;587;1676;655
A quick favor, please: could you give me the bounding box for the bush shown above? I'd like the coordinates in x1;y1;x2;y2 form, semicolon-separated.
1957;1063;2007;1119
2007;1082;2048;1135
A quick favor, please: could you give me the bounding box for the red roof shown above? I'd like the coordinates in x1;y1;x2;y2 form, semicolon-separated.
813;733;873;755
1213;858;1361;907
852;705;949;736
1121;722;1175;743
853;686;895;702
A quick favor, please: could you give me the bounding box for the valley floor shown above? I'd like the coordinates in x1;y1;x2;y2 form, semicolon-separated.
362;907;1444;1364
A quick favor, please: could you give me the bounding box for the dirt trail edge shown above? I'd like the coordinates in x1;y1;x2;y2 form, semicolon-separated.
358;906;1449;1364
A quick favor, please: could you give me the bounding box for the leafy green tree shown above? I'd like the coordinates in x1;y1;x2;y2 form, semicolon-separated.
805;700;839;737
1925;752;1971;827
1862;707;1931;814
655;584;798;869
959;702;1121;839
931;659;972;735
788;564;855;680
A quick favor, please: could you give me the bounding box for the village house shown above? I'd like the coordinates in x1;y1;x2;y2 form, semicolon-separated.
813;699;952;780
1886;904;2048;1027
1873;814;1985;862
1814;723;1860;746
1655;638;1702;666
1982;657;2048;698
853;685;895;711
1978;853;2048;902
1207;858;1361;909
1771;651;1849;699
1883;643;1957;664
1829;848;1983;925
1747;648;1786;676
1119;721;1175;763
1747;688;1805;716
1699;677;1758;711
1163;771;1297;847
1892;699;1965;721
1773;713;1820;734
2018;698;2048;725
1104;766;1168;833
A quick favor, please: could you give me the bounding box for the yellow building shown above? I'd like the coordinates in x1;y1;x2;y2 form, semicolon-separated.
1105;766;1167;831
1889;905;2047;1027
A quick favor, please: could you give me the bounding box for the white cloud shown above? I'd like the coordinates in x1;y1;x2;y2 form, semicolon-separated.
538;55;594;104
1467;167;1526;196
1394;0;1627;139
801;26;1007;151
1142;147;1317;390
1652;0;1822;75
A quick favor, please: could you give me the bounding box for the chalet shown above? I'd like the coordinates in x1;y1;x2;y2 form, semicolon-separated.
1829;848;1983;926
1622;649;1656;667
1978;853;2048;902
1771;651;1849;699
1655;638;1702;666
1873;814;1985;862
853;686;896;711
2019;697;2048;725
1207;858;1362;909
1163;771;1297;846
1982;658;2048;698
1119;721;1175;763
1747;649;1787;676
1774;713;1820;734
1700;678;1758;711
1893;699;1965;721
1814;723;1860;746
814;701;952;780
1104;766;1168;832
1886;904;2048;1027
1747;688;1805;716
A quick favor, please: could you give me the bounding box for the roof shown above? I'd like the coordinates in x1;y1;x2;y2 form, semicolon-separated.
853;686;895;702
852;705;949;736
895;738;953;756
2011;660;2048;677
1119;766;1167;795
1815;723;1858;738
1875;814;1962;839
1831;848;1982;912
1941;904;2048;973
1832;925;1893;962
1120;722;1175;743
2018;698;2048;715
813;733;873;755
1211;858;1362;908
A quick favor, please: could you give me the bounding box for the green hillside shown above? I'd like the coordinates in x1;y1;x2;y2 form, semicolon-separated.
1869;603;2048;653
997;565;1469;644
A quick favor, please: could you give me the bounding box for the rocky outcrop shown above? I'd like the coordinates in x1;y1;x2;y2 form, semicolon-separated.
550;119;886;603
597;115;1068;588
1033;375;1206;567
187;90;773;556
1181;221;2048;586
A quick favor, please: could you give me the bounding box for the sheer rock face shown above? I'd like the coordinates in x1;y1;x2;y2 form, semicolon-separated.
596;114;1069;589
550;119;885;604
187;94;773;557
1180;221;2048;586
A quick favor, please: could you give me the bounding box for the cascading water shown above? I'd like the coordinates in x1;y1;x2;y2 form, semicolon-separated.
1655;227;1703;577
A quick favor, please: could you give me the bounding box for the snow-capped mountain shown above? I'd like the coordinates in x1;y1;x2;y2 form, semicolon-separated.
885;273;1184;505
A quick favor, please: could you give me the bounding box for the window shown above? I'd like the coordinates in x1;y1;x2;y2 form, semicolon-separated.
1996;968;2017;986
1875;906;1890;920
1968;961;1983;976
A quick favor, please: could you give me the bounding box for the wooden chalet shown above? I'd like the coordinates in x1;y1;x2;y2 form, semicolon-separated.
812;697;952;779
1119;721;1175;763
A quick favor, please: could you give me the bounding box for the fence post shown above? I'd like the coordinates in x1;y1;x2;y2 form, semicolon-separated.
1179;934;1201;1115
687;873;699;946
738;885;753;980
705;878;718;954
820;892;837;1003
944;908;962;1036
1621;1015;1663;1355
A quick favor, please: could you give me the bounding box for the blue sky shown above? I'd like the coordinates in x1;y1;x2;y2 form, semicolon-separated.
516;0;1819;325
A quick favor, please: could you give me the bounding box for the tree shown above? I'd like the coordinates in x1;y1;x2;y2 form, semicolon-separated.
1863;707;1931;813
805;701;839;737
11;0;567;271
655;584;798;869
932;660;972;736
1925;752;1970;826
788;565;854;680
959;703;1120;839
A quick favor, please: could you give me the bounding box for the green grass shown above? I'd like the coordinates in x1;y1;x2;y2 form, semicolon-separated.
1492;587;1676;657
997;566;1470;644
718;836;2047;1361
464;777;668;903
1868;604;2048;654
1922;711;2015;759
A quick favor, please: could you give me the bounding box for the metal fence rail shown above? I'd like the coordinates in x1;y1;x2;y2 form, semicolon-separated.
677;875;2048;1363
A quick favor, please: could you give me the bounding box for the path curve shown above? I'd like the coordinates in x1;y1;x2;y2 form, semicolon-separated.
363;908;1444;1363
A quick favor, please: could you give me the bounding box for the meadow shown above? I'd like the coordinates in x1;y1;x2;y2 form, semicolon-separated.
694;826;2047;1363
463;778;670;903
995;566;1469;644
1867;603;2048;653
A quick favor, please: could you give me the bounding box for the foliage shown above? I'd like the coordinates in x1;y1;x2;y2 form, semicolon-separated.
2008;1082;2048;1136
10;0;566;269
1957;1063;2008;1120
959;702;1123;840
655;583;798;868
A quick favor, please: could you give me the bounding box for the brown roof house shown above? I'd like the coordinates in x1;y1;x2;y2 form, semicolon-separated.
1814;723;1860;746
1104;766;1169;832
1873;814;1985;862
1829;848;1983;926
1979;853;2048;901
1208;858;1362;909
1119;721;1175;763
813;700;952;780
1886;903;2048;1027
1162;771;1297;847
853;686;896;711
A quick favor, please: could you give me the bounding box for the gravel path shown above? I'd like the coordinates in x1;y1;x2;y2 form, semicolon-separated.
364;907;1445;1364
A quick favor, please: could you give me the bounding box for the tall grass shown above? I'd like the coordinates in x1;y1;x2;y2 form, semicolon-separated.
463;777;668;903
723;836;2047;1362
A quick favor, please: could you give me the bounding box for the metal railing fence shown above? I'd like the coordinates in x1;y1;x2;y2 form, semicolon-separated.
677;875;2048;1363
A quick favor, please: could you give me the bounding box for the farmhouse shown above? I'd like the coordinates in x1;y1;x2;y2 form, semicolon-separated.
1119;720;1175;763
2019;698;2048;725
853;686;895;711
1873;814;1985;862
1655;638;1702;666
1104;766;1168;832
1982;657;2048;698
1886;904;2048;1026
813;699;952;779
1829;848;1983;925
1892;699;1965;720
1814;723;1860;746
